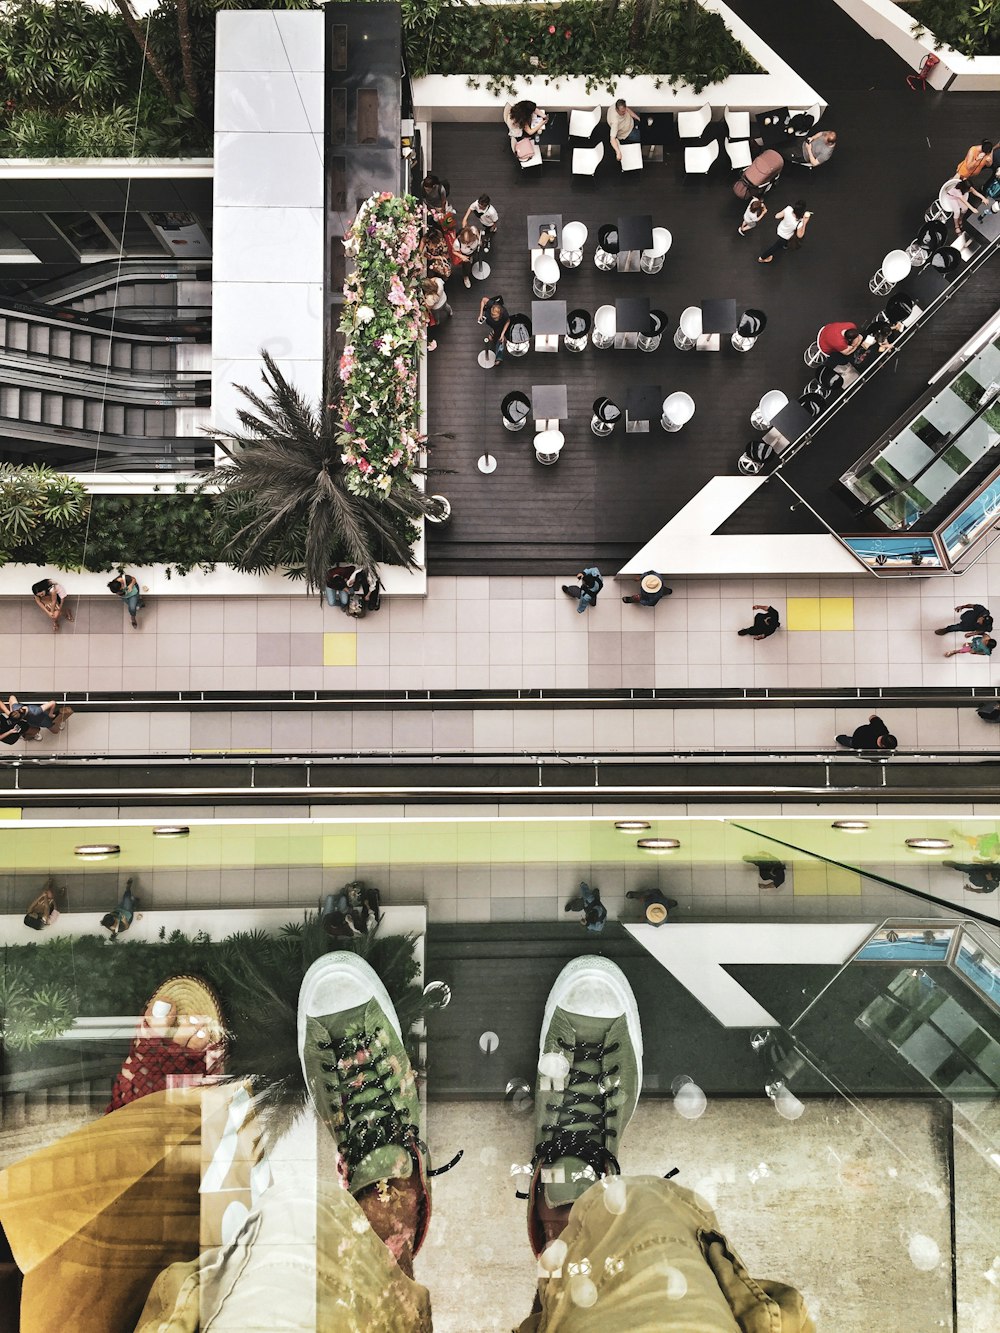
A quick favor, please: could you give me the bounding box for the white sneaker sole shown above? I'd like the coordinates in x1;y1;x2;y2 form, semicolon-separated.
539;956;643;1091
297;952;401;1090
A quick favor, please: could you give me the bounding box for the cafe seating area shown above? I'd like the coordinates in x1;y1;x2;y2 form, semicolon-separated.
423;90;1000;573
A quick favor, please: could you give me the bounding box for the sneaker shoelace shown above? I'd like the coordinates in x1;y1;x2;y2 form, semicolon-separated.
316;1026;464;1179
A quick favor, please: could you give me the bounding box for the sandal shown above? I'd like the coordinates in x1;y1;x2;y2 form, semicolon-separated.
105;974;226;1113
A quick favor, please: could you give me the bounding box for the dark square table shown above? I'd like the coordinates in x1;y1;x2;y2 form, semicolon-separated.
700;298;738;335
531;300;568;335
967;205;1000;244
531;383;568;421
625;383;662;434
617;213;654;272
768;398;813;449
526;213;562;250
640;113;673;145
614;297;650;349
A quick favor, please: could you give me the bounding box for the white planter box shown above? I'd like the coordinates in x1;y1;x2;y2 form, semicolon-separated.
413;0;823;120
833;0;1000;90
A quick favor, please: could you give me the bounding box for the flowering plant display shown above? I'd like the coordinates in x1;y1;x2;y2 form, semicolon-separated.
338;192;426;496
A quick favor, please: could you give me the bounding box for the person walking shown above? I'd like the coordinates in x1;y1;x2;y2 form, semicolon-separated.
758;200;810;263
108;571;145;628
835;714;898;752
737;604;780;639
742;854;786;889
100;879;140;937
23;881;60;931
31;578;72;632
419;173;449;210
477;293;511;364
942;860;1000;893
622;571;671;607
957;139;994;180
564;880;607;932
15;698;74;739
562;566;603;614
935;603;993;636
452;225;479;289
462;195;499;252
738;196;767;236
626;887;678;925
945;633;996;658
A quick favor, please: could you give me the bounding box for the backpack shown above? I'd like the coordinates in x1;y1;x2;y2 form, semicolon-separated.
345;591;366;618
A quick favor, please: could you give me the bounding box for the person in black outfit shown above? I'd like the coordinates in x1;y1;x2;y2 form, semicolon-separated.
934;603;993;636
742;855;786;888
977;701;1000;723
626;887;679;925
942;861;1000;893
835;715;897;751
477;294;511;363
737;605;780;639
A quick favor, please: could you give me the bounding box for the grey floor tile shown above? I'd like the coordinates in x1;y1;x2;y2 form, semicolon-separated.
257;633;291;666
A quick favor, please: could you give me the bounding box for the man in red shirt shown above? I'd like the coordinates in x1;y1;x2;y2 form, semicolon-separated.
817;322;862;361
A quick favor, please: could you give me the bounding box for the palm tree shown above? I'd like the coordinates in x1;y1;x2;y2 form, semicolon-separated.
209;351;442;590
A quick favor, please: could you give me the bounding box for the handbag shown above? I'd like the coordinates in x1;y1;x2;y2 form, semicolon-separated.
345;592;366;618
515;136;536;162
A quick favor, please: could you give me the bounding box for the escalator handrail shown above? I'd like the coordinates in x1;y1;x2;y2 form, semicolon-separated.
20;258;211;306
0;294;208;341
0;355;210;398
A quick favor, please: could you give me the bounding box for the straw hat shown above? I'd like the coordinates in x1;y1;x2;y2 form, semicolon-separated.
645;901;668;924
641;574;662;595
145;974;227;1061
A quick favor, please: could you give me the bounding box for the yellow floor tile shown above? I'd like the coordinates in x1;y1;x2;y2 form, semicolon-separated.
0;807;21;820
793;863;862;896
786;597;820;631
819;597;854;631
323;632;357;667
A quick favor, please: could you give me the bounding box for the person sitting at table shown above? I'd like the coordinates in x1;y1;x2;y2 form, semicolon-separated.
797;129;836;168
817;321;862;363
477;294;511;365
944;176;991;236
607;96;640;162
506;100;547;141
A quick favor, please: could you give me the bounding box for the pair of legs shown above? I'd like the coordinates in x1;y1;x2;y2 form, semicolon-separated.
758;238;788;262
561;584;596;614
324;587;349;608
35;594;73;632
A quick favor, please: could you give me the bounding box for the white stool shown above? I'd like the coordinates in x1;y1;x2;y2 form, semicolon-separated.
558;221;588;268
803;327;825;367
478;349;497;369
750;390;788;432
673;306;702;351
869;248;912;295
660;392;696;432
639;227;672;274
534;429;565;464
926;178;959;223
532;252;559;299
592;304;617;349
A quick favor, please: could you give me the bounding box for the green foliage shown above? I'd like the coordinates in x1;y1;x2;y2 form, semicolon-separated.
3;917;433;1145
391;0;758;93
910;0;1000;56
0;964;77;1051
0;462;90;552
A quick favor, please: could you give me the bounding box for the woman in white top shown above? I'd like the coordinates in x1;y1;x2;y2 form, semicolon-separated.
758;200;811;263
31;577;72;632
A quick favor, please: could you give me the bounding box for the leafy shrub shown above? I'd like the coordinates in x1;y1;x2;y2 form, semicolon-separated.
910;0;1000;56
0;965;76;1051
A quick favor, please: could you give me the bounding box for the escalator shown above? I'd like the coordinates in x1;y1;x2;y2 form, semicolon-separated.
0;263;213;470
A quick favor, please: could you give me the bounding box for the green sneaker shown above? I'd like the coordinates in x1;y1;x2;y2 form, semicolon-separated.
526;956;643;1255
297;952;433;1254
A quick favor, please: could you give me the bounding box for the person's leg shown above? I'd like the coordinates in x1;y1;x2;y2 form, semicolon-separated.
835;734;852;747
758;239;786;262
125;589;140;624
622;594;640;603
324;588;336;607
737;625;753;636
561;584;581;599
935;622;963;635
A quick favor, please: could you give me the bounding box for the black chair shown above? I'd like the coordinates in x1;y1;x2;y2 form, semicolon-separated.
505;315;531;357
930;245;960;274
737;440;773;474
907;219;948;266
805;362;844;399
638;309;668;352
565;309;591;353
590;396;621;437
798;392;826;418
501;391;531;432
595;225;619;271
732;308;766;352
886;293;916;323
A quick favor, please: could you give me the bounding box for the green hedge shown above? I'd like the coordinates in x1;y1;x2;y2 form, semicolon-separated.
910;0;1000;56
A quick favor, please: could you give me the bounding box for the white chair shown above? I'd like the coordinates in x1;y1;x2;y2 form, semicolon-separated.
677;104;711;139
592;304;616;349
534;429;564;464
750;390;788;432
620;142;643;172
724;107;751;139
660;392;696;432
569;106;601;138
803;327;826;366
673;305;702;350
559;221;588;268
927;177;959;223
685;140;719;174
518;142;543;171
639;227;672;274
532;252;560;299
572;142;604;175
725;139;753;169
870;248;912;295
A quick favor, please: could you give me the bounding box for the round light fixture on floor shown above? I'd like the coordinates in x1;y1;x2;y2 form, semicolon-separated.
74;843;120;860
905;837;953;853
615;819;651;832
153;825;190;838
637;837;680;853
832;820;869;832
